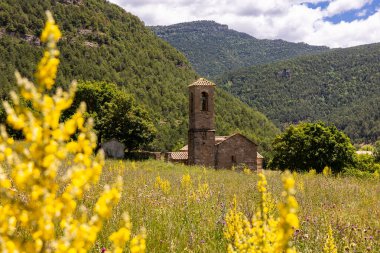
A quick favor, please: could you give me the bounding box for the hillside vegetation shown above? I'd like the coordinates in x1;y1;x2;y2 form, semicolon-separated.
151;21;328;78
0;0;279;151
217;43;380;143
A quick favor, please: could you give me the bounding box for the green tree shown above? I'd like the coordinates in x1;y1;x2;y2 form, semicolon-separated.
68;81;156;151
269;122;355;173
98;90;156;151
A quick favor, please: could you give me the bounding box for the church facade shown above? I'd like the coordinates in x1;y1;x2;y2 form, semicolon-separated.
166;78;262;171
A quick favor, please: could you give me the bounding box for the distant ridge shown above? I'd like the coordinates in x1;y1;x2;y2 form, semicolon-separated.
0;0;279;151
216;43;380;143
150;20;329;77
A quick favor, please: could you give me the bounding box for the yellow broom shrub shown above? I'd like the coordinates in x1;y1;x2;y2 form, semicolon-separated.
0;11;145;253
224;172;299;253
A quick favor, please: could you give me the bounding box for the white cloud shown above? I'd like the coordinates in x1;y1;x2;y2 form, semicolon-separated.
356;9;368;17
109;0;380;48
326;0;372;16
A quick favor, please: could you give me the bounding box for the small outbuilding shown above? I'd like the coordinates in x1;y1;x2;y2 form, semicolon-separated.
101;139;125;159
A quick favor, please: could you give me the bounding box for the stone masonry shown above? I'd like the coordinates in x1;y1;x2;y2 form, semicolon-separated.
188;78;216;167
187;78;260;170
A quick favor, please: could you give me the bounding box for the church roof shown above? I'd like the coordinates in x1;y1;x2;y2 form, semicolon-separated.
180;134;258;150
215;136;229;144
188;78;216;87
214;133;258;146
179;145;188;151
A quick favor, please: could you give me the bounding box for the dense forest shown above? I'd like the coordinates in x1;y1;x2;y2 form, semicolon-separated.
151;21;329;78
0;0;279;151
216;44;380;143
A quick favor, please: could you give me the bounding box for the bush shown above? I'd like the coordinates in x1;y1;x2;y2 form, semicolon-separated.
353;154;378;173
342;168;377;179
269;122;355;173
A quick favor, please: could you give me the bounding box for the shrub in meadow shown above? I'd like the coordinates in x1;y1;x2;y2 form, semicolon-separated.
269;122;355;173
0;11;145;252
224;172;299;253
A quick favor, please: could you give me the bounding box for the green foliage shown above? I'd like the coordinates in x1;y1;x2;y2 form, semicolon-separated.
342;168;376;179
352;154;380;173
68;81;156;151
151;21;328;78
269;122;355;173
359;144;375;151
0;0;279;151
217;43;380;143
374;140;380;162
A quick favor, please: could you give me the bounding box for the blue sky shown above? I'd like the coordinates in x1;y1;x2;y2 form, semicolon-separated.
306;0;379;23
110;0;380;48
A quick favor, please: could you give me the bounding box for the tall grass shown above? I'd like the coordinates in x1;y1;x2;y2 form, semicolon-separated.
90;160;380;252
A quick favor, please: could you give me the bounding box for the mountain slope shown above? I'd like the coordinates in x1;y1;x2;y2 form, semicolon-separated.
150;21;329;78
216;43;380;143
0;0;279;151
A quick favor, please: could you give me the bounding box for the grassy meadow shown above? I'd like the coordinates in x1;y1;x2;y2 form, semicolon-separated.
85;159;380;252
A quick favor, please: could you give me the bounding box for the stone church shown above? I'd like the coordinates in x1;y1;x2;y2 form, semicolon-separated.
166;78;263;170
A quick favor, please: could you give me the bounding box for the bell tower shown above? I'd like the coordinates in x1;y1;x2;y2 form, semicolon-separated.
188;78;216;167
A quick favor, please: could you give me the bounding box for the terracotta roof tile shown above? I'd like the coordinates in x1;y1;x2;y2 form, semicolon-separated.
188;78;216;87
169;152;188;160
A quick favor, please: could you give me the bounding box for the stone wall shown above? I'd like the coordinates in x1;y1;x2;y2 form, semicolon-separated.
188;130;215;167
257;157;263;172
215;134;257;170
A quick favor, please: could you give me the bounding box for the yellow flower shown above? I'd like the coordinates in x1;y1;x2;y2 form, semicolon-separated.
154;176;171;195
323;225;338;253
323;166;332;176
224;172;299;253
130;229;147;253
0;11;145;253
181;173;192;189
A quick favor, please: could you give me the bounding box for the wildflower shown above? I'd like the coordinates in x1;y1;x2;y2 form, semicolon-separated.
224;172;299;253
194;182;210;200
324;225;338;253
155;176;171;194
0;11;145;253
323;166;332;176
130;228;147;253
181;173;192;189
243;167;252;175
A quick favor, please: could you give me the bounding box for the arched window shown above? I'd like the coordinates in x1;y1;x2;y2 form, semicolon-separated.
201;92;208;111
